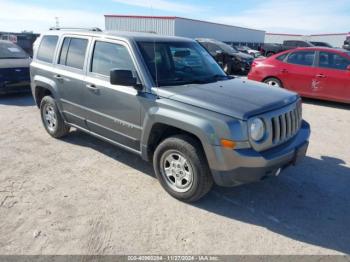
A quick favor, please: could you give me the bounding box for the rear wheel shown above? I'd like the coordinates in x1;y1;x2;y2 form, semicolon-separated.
264;77;283;88
40;96;70;138
153;135;213;202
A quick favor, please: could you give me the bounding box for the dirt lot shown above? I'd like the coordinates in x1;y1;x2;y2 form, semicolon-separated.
0;93;349;255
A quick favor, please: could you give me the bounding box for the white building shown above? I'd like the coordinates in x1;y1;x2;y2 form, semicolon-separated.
265;32;349;48
105;15;266;45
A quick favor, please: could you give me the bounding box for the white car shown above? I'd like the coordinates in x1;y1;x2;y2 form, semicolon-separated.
236;46;263;58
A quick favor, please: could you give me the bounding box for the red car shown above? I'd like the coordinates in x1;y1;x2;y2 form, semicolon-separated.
248;47;350;103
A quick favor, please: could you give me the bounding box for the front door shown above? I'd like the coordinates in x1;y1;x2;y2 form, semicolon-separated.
314;51;350;103
82;39;142;152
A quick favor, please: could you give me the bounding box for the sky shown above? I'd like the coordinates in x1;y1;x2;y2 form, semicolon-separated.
0;0;349;34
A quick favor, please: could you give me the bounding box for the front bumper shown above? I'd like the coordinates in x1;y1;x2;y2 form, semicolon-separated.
211;120;310;187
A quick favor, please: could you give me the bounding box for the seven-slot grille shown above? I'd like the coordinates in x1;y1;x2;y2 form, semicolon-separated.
271;103;302;145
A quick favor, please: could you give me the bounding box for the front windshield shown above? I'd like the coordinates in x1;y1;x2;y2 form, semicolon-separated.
0;42;29;59
216;42;238;53
137;41;229;87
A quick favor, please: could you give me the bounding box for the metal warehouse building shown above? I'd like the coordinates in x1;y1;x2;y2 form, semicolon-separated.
265;32;349;48
105;15;265;46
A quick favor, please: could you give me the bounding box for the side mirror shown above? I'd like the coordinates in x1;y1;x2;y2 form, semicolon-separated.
110;69;142;90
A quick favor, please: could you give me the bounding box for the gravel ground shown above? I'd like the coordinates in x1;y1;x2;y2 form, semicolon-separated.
0;93;349;255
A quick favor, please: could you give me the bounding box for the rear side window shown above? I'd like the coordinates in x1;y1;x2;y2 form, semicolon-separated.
287;51;315;66
318;52;350;70
59;37;88;70
91;41;135;76
37;35;58;63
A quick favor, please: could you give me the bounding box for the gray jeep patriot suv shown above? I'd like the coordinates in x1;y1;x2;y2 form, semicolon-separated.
30;28;310;202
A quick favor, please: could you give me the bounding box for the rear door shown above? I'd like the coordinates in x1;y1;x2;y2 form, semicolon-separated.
55;35;91;127
81;38;142;152
314;51;350;102
279;50;317;95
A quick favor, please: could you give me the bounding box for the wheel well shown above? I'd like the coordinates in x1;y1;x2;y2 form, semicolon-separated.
146;123;204;161
35;86;52;107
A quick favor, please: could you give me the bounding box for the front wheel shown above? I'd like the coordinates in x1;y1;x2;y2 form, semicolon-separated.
153;135;213;202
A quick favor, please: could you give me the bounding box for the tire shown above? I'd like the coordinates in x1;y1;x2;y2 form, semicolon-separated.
40;96;70;138
263;77;283;88
266;52;275;57
153;135;213;202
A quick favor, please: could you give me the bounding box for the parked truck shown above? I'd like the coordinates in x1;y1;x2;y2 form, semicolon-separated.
260;40;314;57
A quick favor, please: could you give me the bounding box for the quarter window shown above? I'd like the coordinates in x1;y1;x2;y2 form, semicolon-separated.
276;53;288;61
318;52;350;70
58;37;88;70
287;51;315;66
91;41;135;76
37;35;58;63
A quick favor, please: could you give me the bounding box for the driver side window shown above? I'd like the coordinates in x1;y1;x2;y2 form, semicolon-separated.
91;41;135;76
318;52;350;70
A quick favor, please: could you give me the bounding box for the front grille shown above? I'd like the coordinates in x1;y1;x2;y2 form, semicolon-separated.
248;100;302;152
271;104;302;145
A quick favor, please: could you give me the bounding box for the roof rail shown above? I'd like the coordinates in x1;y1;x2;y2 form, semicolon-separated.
49;27;103;32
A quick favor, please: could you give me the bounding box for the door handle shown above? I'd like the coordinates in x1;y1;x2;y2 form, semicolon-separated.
316;74;326;78
280;69;288;73
86;84;99;91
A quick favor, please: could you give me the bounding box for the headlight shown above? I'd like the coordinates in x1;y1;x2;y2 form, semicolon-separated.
249;118;265;141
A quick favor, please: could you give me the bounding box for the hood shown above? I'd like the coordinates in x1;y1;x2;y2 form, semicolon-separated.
156;78;298;120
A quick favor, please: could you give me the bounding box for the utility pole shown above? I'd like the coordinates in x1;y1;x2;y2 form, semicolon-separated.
55;17;60;28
